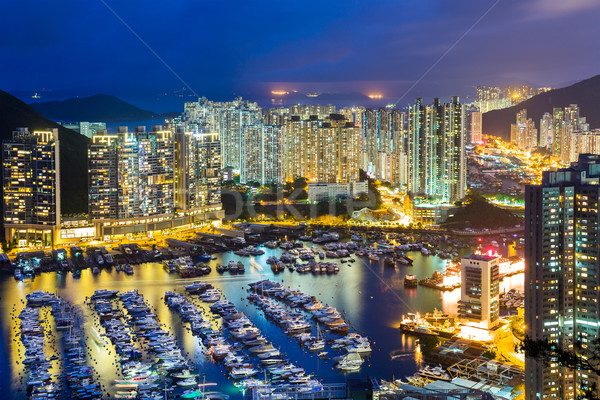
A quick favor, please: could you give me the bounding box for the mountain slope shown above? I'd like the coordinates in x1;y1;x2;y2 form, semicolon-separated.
0;89;88;215
30;94;159;122
482;74;600;140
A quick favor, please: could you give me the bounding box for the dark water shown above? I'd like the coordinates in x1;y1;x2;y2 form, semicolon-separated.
0;247;524;399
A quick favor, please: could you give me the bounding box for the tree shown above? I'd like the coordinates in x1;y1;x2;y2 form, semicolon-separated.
521;337;600;374
292;177;308;190
481;348;497;359
418;335;440;356
521;337;600;399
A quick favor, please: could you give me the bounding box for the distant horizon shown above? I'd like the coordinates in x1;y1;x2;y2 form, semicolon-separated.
9;74;584;114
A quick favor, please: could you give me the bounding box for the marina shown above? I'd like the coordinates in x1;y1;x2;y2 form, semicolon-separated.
0;236;524;399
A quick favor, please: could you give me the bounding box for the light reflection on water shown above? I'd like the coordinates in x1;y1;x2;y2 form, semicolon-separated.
0;247;524;399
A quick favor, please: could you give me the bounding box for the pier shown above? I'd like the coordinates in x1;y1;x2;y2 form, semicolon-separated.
250;383;349;400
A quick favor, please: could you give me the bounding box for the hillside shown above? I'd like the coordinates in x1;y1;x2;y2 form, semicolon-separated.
0;90;88;215
443;193;522;229
482;74;600;140
30;94;159;122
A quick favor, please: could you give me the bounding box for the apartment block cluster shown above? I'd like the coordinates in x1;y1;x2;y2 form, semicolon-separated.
2;95;471;248
177;96;468;204
510;104;598;164
2;124;223;248
474;85;551;113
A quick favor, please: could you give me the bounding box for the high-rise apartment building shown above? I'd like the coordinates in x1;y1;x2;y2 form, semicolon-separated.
465;108;483;144
61;122;107;139
241;125;282;185
552;107;565;157
458;253;500;340
89;126;174;221
88;133;119;220
560;130;600;164
3;128;60;247
407;97;466;203
475;86;509;113
525;154;600;400
89;124;222;238
289;104;336;120
282;114;360;183
361;108;407;186
174;128;221;213
540;112;553;149
182;97;261;171
511;109;538;152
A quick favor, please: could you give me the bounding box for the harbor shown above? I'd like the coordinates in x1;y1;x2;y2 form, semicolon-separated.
0;234;524;399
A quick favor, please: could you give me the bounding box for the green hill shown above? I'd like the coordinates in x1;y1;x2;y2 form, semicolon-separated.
0;89;89;215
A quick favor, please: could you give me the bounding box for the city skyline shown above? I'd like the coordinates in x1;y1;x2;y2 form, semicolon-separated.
2;1;600;110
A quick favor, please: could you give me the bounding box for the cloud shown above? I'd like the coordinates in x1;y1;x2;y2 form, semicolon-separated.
524;0;600;20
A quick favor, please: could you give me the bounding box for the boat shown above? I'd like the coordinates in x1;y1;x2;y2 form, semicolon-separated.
14;269;22;280
368;254;380;262
172;370;198;379
92;289;119;299
176;377;198;387
229;367;259;379
237;262;245;273
181;390;204;399
404;274;418;288
123;264;134;275
197;253;212;262
115;391;137;399
417;365;452;381
336;351;363;372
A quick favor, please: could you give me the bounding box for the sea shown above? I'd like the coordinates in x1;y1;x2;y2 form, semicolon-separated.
0;244;524;399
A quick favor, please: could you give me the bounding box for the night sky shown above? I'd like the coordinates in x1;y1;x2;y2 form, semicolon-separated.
1;0;599;111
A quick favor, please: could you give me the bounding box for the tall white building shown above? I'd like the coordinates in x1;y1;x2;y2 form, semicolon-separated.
458;253;500;340
471;110;482;144
540;112;553;149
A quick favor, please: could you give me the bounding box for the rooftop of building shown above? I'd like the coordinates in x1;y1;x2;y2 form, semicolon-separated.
462;254;498;262
541;153;600;186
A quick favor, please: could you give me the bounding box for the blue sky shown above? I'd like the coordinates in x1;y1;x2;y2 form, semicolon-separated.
1;0;599;111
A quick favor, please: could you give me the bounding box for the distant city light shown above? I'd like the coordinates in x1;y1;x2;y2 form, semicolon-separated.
271;90;290;96
368;94;383;99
